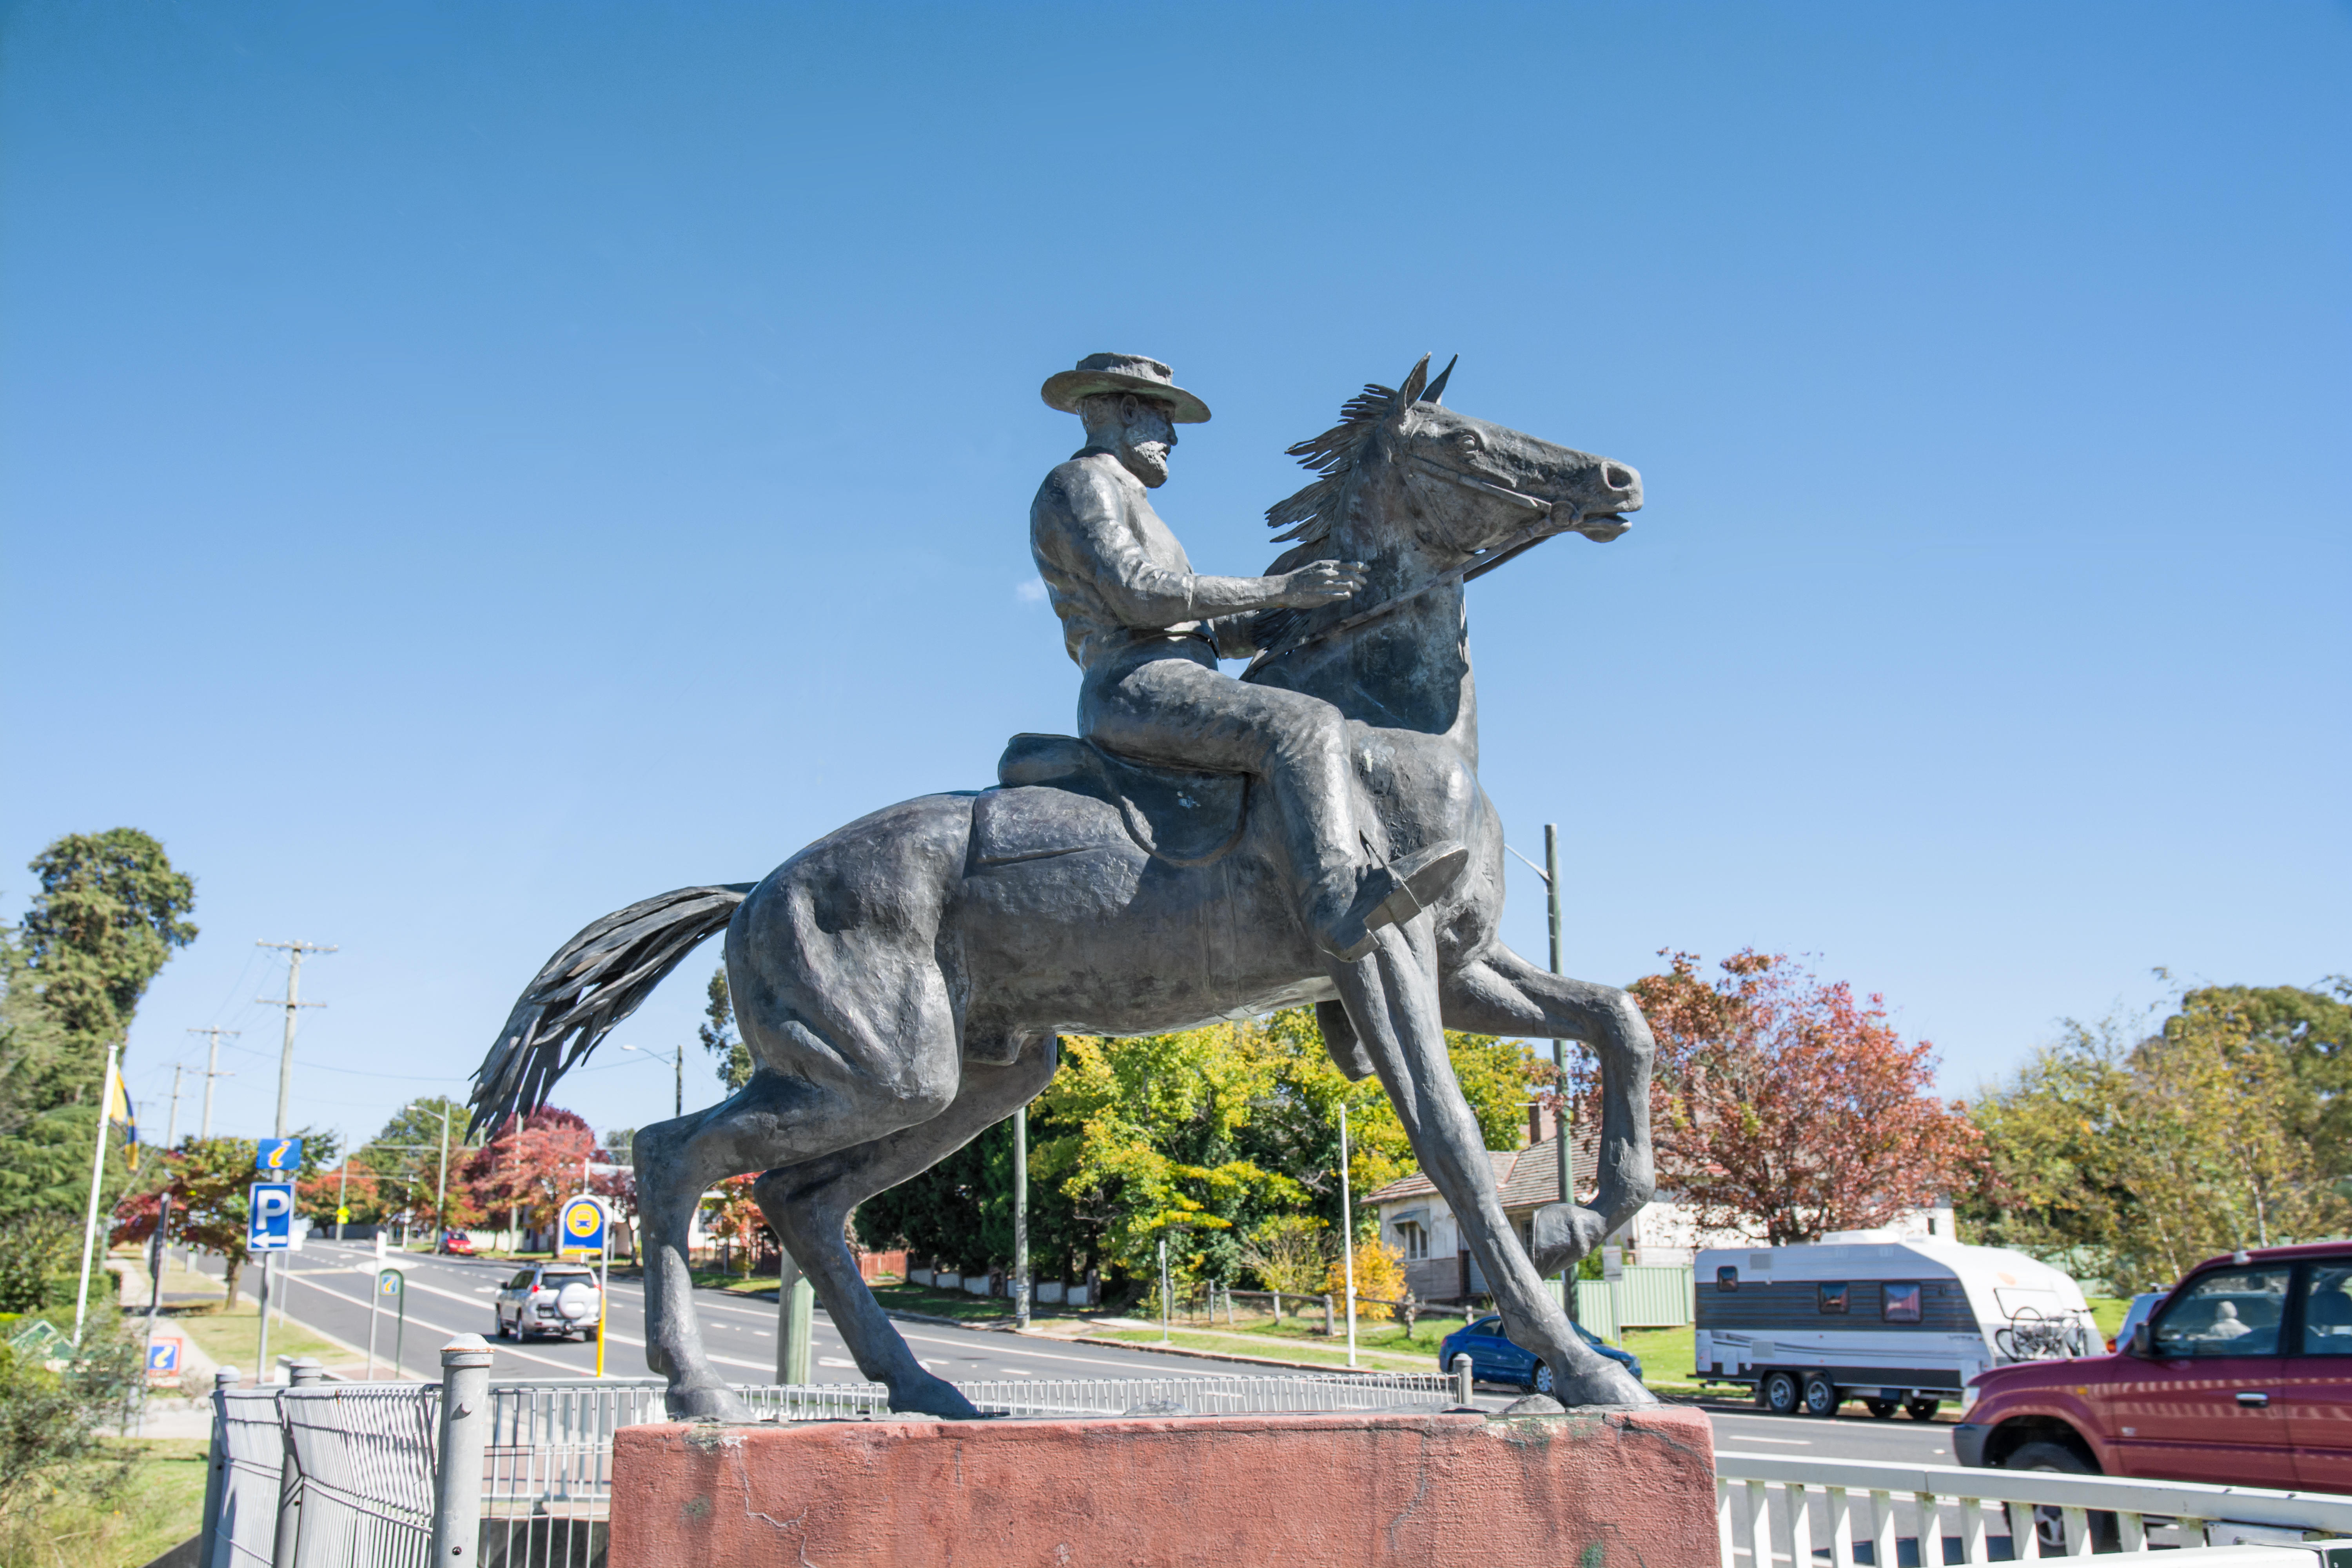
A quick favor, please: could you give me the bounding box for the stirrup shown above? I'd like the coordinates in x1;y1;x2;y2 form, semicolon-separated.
1314;841;1471;962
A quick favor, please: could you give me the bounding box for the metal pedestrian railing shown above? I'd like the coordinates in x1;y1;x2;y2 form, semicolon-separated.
204;1345;1465;1568
1716;1449;2352;1565
200;1379;297;1566
278;1383;439;1567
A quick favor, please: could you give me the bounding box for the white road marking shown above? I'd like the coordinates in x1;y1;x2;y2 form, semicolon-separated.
818;1357;857;1368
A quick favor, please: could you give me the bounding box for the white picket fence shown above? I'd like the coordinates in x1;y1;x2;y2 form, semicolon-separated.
1717;1450;2352;1567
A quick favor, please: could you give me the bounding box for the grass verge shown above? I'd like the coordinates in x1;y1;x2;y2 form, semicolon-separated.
0;1437;209;1568
1093;1326;1439;1372
152;1261;346;1372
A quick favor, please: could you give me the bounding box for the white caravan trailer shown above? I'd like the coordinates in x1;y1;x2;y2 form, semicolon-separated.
1694;1231;2096;1419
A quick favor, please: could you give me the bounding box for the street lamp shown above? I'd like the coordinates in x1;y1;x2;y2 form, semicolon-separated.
620;1044;684;1118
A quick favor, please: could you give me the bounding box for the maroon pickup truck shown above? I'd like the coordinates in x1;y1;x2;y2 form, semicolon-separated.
1955;1240;2352;1494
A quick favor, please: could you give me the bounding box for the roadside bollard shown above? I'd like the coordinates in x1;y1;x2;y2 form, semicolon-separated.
430;1334;493;1564
1323;1293;1334;1338
200;1367;238;1557
1453;1353;1474;1406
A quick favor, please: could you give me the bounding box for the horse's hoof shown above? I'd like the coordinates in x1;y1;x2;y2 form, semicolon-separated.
887;1372;984;1421
1551;1359;1657;1408
666;1382;754;1423
1529;1201;1606;1278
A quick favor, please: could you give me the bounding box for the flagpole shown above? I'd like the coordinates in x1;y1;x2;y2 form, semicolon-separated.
72;1045;120;1345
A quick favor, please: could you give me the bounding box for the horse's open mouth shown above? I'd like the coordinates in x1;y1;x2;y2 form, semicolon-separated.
1573;512;1632;541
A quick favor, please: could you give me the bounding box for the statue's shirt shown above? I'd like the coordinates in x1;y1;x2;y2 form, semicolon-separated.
1031;451;1251;670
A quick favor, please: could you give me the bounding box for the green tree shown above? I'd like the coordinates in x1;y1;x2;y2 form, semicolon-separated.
16;830;196;1099
854;1008;1544;1299
0;938;71;1137
1966;984;2352;1292
699;967;750;1092
356;1098;477;1229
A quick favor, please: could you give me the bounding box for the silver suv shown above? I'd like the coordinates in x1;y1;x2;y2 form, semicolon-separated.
492;1264;603;1341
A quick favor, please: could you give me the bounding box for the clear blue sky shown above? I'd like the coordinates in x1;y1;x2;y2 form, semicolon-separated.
4;3;2344;1151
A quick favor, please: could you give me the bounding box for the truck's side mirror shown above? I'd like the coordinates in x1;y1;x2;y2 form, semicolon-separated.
2129;1321;2153;1357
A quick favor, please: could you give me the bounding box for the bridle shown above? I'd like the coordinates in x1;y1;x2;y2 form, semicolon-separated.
1243;452;1602;674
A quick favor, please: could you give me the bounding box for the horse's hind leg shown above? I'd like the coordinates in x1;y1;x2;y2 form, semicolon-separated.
633;1045;961;1418
751;1033;1058;1420
1438;942;1657;1279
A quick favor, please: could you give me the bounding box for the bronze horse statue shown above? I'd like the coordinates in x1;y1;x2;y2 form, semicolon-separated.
471;356;1660;1418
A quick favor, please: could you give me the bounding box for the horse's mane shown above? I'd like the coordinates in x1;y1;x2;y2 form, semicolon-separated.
1264;380;1403;549
1247;359;1452;655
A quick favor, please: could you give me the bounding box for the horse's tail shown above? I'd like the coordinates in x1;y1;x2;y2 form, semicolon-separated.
468;882;756;1137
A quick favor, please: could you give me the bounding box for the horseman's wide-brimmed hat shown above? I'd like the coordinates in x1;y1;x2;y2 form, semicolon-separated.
1040;352;1212;423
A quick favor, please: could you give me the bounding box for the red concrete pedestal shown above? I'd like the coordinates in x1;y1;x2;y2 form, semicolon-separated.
609;1405;1717;1568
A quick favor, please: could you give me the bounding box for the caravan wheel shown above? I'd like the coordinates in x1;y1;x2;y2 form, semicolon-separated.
1801;1375;1839;1417
1760;1371;1800;1416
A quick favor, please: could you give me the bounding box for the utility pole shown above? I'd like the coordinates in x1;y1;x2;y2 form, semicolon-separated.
1544;823;1570;1235
435;1103;452;1253
1339;1099;1357;1368
163;1065;185;1152
187;1028;239;1140
619;1044;685;1118
256;940;334;1138
1013;1106;1029;1329
1509;826;1576;1317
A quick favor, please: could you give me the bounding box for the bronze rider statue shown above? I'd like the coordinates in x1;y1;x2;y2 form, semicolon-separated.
1029;352;1469;962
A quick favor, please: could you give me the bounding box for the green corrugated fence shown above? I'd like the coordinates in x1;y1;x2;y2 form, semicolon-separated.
1568;1265;1694;1340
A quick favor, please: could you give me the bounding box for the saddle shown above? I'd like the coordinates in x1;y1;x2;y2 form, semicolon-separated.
972;733;1249;869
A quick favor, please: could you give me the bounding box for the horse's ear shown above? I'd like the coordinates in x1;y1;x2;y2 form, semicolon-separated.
1421;354;1457;405
1390;355;1432;417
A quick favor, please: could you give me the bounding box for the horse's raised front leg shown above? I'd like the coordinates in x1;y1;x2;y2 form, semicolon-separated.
753;1034;1060;1420
1329;919;1651;1408
1439;942;1657;1279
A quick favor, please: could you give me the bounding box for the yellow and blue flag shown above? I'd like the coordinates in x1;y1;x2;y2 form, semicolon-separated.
103;1063;137;1166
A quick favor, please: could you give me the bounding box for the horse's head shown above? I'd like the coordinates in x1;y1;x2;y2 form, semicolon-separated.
1266;354;1642;579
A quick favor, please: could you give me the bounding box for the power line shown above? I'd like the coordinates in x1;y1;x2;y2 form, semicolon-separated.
256;940;334;1140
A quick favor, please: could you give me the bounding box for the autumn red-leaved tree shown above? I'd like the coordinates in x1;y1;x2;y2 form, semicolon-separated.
462;1107;600;1237
701;1175;767;1276
1601;950;1984;1246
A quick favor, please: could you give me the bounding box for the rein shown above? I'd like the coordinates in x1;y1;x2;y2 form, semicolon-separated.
1242;456;1570;675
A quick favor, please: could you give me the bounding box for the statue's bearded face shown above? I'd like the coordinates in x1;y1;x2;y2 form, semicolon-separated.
1115;396;1178;488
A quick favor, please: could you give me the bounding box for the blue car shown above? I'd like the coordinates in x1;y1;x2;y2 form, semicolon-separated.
1438;1314;1644;1396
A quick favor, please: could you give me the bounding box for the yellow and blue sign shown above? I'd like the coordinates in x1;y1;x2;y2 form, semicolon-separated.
256;1138;303;1172
558;1194;608;1256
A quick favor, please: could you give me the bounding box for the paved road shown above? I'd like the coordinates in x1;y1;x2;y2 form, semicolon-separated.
202;1242;1963;1466
1705;1402;1962;1465
194;1242;1412;1388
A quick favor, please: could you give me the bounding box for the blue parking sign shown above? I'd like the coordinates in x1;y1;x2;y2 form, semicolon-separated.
249;1181;295;1250
256;1138;303;1172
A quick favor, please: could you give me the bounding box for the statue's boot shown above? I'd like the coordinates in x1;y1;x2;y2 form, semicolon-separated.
1315;841;1471;962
